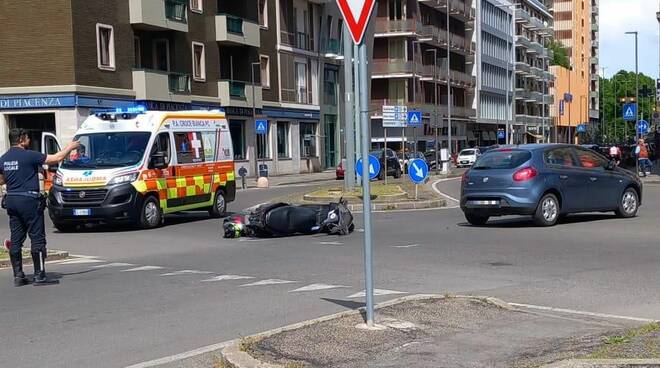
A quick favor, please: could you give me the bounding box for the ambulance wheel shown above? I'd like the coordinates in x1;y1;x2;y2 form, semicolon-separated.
209;189;227;218
140;196;162;229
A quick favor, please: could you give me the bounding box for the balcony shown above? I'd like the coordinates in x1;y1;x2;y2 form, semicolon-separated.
280;31;314;51
129;0;188;32
218;80;263;108
515;8;531;23
591;40;599;48
132;69;191;103
590;91;599;98
215;14;260;47
419;24;473;54
515;61;531;75
375;18;422;35
324;39;341;56
591;23;599;32
590;56;599;65
418;0;475;21
516;35;532;49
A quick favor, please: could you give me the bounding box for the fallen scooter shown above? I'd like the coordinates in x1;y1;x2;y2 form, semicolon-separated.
223;199;354;238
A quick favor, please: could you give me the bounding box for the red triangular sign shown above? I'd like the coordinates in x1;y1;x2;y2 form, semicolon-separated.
336;0;376;45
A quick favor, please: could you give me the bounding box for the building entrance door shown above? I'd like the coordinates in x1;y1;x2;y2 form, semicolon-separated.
324;115;337;168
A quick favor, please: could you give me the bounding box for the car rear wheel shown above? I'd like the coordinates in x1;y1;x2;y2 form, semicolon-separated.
394;166;402;179
534;194;559;227
209;189;227;218
465;213;489;226
615;188;639;218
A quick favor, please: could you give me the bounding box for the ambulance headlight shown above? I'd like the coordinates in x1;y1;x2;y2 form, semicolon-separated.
53;172;63;186
108;172;139;185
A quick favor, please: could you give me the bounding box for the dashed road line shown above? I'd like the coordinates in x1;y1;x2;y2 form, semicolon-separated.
160;270;213;276
200;275;255;282
241;279;298;287
120;266;165;272
57;258;106;265
392;244;420;248
91;263;136;268
347;289;408;298
317;241;343;246
289;284;350;293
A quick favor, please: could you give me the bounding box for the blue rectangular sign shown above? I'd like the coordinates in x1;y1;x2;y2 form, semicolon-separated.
623;103;637;121
559;100;565;116
576;124;587;133
255;119;268;134
407;111;422;127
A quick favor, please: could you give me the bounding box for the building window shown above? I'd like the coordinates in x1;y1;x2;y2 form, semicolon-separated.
174;132;205;164
258;0;268;28
299;123;316;157
229;120;246;160
277;122;290;158
190;0;202;13
295;62;308;104
153;39;170;72
324;68;338;106
257;124;271;159
96;24;115;71
260;56;270;89
192;42;206;81
134;37;142;68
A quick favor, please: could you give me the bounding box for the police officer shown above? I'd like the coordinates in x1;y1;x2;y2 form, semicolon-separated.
0;129;79;286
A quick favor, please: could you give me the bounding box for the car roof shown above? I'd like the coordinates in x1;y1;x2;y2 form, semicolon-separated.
494;144;576;151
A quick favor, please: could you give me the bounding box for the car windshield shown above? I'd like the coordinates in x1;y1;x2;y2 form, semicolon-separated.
460;149;476;155
472;150;531;170
62;132;151;169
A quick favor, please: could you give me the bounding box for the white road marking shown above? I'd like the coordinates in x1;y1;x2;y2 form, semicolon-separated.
57;258;106;265
240;279;298;287
318;241;343;245
347;289;408;298
289;284;350;292
509;303;659;323
91;263;136;268
160;270;214;276
200;275;255;282
120;266;164;272
432;178;460;203
124;340;233;368
69;254;102;259
392;244;420;248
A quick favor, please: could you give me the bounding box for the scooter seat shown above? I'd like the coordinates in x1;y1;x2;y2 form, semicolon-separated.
265;205;320;235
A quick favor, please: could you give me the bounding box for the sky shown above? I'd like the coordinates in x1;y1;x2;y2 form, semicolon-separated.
599;0;659;78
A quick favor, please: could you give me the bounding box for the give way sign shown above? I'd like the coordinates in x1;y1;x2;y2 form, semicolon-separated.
336;0;376;45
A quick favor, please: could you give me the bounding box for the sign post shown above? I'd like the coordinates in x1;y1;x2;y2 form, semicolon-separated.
408;158;429;200
337;0;377;327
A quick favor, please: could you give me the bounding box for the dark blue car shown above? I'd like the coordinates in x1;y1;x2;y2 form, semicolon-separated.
460;144;643;226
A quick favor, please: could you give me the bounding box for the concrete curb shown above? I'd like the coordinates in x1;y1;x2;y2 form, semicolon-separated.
347;198;446;212
544;359;660;367
0;250;69;269
222;294;515;368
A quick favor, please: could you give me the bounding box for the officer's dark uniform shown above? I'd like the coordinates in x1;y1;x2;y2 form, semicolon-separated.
0;145;54;286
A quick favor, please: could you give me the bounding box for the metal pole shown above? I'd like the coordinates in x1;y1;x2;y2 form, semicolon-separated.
635;32;640;175
542;35;546;143
412;41;418;154
430;49;439;175
251;63;259;179
446;0;452;157
510;5;515;145
614;78;617;141
343;27;356;190
354;44;361;163
505;11;510;145
358;43;374;326
384;128;387;185
568;64;572;144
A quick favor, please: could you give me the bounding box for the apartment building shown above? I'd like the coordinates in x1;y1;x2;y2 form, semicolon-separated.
589;0;599;126
550;0;594;143
474;0;515;145
512;0;554;144
0;0;342;176
370;0;477;154
257;0;345;175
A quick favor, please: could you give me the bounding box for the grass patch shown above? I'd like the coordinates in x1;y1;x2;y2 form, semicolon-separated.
212;355;236;368
583;322;660;359
284;363;307;368
0;248;62;261
307;184;405;198
238;336;259;355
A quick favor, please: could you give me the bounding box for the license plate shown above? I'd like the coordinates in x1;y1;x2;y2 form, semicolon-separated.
468;200;499;206
73;209;91;216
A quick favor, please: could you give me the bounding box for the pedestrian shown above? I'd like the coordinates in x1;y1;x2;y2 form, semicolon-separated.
0;129;79;286
634;138;652;177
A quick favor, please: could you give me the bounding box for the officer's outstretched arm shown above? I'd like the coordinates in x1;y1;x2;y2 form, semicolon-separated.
45;141;81;165
0;175;4;186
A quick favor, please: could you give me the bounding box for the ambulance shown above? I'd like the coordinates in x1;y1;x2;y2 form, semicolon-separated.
45;108;236;231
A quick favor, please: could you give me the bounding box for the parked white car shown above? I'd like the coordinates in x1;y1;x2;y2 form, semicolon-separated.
457;149;481;168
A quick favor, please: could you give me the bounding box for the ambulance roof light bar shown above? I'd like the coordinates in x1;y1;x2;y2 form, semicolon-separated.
94;105;147;121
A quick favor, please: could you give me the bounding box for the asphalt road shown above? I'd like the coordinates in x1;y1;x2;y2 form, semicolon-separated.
1;180;659;368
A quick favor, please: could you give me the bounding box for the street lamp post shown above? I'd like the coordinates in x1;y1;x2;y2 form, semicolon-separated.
446;0;452;158
412;40;422;154
493;2;517;146
625;31;639;175
425;49;439;174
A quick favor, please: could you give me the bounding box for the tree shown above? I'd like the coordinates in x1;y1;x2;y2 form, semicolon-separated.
600;70;656;144
549;40;570;69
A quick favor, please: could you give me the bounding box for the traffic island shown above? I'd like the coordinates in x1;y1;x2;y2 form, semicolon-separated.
277;179;447;212
219;295;654;368
0;249;69;269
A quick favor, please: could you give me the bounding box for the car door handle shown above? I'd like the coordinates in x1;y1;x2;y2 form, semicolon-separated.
559;175;568;180
590;177;598;182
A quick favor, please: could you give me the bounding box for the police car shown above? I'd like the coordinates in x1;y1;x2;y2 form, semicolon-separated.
44;107;236;231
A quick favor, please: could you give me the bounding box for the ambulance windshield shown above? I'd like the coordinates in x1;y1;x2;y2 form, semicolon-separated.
62;132;151;169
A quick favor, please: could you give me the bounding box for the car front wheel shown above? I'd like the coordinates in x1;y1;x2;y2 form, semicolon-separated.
615;188;639;218
533;194;559;227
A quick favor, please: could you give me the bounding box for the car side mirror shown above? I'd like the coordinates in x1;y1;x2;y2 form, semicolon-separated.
150;152;167;170
605;159;616;171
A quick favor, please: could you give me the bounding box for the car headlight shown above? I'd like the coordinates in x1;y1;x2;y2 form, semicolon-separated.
53;172;63;186
108;172;139;185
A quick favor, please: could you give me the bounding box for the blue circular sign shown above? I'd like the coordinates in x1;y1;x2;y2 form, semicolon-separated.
408;159;429;184
637;120;649;134
356;155;381;180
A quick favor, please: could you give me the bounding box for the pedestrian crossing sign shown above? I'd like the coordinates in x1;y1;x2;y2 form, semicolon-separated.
407;111;422;127
623;103;637;121
255;119;268;134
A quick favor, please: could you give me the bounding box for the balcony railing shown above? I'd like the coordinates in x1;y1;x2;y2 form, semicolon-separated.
168;72;191;94
280;31;313;51
326;39;341;55
165;0;188;23
375;18;422;34
228;81;246;98
372;60;414;75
